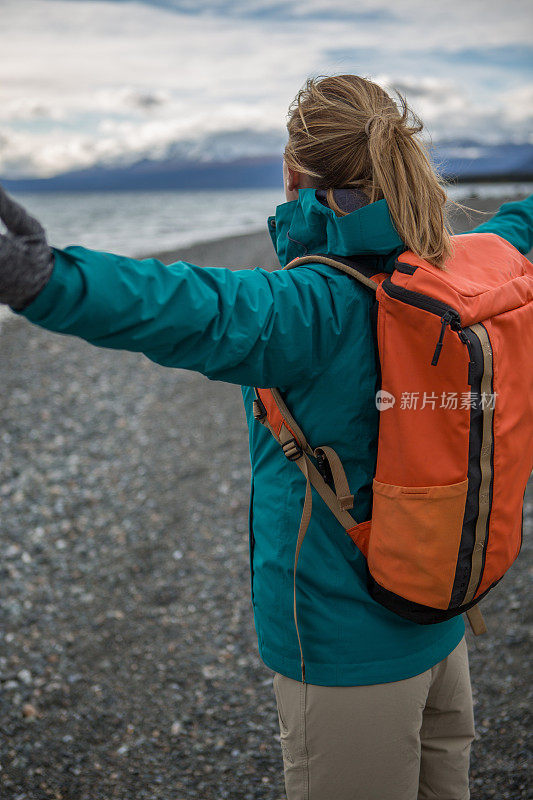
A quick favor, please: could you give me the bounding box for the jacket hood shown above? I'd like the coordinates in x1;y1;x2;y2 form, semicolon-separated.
267;187;405;271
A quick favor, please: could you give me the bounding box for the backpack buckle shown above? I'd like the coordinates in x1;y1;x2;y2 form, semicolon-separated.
315;449;333;483
252;398;267;421
282;437;303;461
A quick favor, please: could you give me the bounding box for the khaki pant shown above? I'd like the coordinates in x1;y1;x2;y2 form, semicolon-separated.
273;637;475;800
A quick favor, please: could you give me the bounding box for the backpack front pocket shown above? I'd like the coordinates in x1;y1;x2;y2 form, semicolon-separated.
368;477;469;609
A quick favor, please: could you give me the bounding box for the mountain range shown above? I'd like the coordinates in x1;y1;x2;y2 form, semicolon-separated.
2;142;532;193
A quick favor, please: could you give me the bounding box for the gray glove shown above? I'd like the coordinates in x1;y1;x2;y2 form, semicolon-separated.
0;185;54;310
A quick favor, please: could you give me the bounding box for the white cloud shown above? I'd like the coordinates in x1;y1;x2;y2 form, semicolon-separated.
378;76;533;144
0;0;531;177
501;85;533;126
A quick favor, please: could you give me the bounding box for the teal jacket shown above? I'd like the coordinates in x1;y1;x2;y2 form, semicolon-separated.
19;190;533;685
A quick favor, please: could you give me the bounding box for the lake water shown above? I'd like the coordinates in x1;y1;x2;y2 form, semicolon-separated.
1;182;531;329
3;188;285;258
4;183;533;258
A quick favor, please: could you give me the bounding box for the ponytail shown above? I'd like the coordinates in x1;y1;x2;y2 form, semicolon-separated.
285;75;453;269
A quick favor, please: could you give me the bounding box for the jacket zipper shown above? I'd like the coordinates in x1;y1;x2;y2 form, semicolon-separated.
381;277;463;365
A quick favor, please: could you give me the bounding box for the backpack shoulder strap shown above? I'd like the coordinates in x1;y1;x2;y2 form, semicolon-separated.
253;388;363;527
284;253;390;293
253;386;371;681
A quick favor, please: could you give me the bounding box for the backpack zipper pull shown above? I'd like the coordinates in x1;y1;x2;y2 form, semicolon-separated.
431;310;457;366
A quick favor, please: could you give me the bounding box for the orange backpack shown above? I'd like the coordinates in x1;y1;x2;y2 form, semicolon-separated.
253;233;533;657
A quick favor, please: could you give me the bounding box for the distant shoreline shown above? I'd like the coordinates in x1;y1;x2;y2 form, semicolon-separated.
146;191;533;266
3;174;533;195
0;190;530;330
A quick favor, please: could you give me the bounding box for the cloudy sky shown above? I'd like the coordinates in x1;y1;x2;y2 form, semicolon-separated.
1;0;532;178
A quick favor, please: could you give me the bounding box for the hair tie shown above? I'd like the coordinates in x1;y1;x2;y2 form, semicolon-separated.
365;114;382;136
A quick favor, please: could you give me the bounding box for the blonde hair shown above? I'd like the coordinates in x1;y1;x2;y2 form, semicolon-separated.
285;75;453;269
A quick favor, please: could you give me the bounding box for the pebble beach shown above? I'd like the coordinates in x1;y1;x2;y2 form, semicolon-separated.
0;193;531;799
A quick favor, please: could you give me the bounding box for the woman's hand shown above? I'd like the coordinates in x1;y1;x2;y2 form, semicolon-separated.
0;185;54;310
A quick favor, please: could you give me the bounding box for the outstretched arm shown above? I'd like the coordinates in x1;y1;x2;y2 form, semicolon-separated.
0;187;55;309
470;194;533;255
0;187;355;388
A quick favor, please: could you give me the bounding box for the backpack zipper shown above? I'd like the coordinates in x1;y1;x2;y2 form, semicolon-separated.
448;326;484;607
461;322;494;604
381;277;462;365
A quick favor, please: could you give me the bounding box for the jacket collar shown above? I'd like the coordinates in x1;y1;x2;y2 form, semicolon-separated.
267;187;405;271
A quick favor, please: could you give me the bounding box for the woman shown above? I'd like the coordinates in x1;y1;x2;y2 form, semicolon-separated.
1;75;532;799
